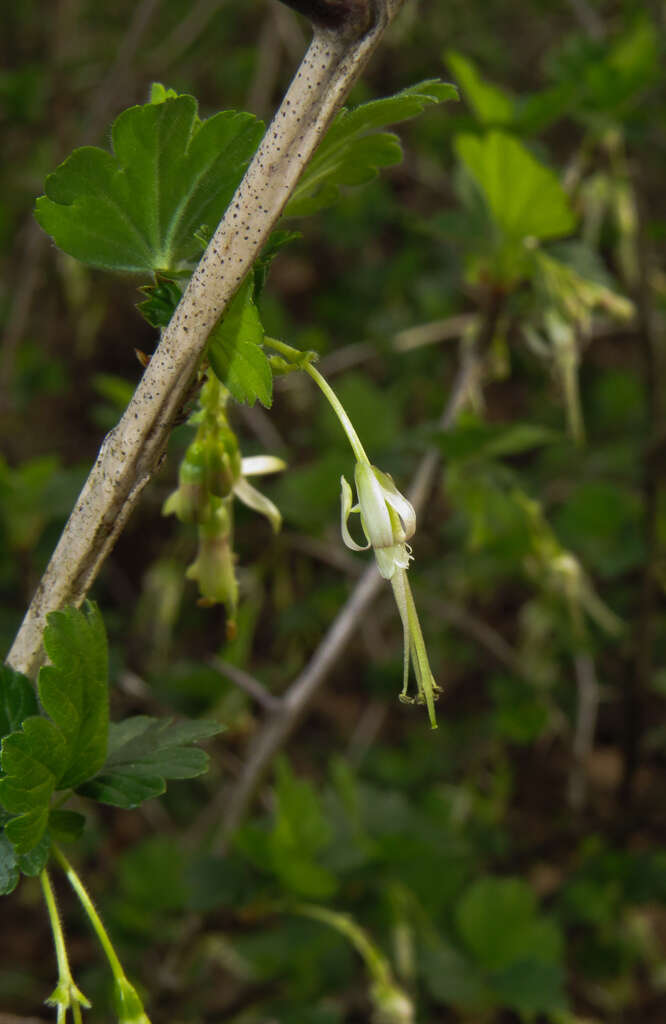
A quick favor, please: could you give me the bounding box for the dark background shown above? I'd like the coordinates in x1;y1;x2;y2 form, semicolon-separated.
1;1;665;1021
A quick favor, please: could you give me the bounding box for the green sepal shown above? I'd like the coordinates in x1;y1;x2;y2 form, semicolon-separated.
137;276;183;328
285;79;458;217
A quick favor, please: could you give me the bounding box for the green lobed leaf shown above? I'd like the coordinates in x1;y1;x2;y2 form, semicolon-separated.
456;876;563;974
38;602;109;789
35;91;264;273
0;664;38;741
0;717;67;854
454;131;576;243
208;278;273;407
16;831;52;876
285;79;458;217
77;715;223;809
0;604;108;854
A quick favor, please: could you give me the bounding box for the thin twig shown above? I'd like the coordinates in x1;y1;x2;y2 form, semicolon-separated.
7;0;408;679
211;657;283;711
278;312;477;383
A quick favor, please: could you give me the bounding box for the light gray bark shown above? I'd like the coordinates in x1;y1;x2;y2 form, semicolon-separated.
7;0;407;678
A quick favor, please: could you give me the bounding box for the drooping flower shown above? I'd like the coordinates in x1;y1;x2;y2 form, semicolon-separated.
341;461;441;728
162;372;285;628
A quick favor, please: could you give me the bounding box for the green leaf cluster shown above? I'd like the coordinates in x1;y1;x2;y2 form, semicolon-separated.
0;605;222;892
78;716;222;808
0;605;107;859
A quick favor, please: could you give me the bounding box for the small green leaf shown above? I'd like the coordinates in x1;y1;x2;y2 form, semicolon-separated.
136;276;183;328
38;602;109;789
208;279;272;407
35;92;263;273
77;716;223;809
457;876;563;974
446;51;515;125
0;665;38;741
79;772;166;809
455;131;576;242
490;959;567;1015
285;79;458;217
0;832;19;895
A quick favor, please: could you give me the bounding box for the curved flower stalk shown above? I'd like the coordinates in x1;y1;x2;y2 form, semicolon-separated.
303;358;441;727
163;374;285;631
293;903;414;1024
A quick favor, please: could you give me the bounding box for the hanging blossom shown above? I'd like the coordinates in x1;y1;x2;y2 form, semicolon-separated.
306;361;441;728
163;375;285;630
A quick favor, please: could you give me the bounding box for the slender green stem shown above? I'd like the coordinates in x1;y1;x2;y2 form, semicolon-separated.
264;335;370;462
304;363;370;464
52;844;124;978
41;868;74;991
292;903;392;988
40;868;90;1022
52;845;151;1023
263;335;306;362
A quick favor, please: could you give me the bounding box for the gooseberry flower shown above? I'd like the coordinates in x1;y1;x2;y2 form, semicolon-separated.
261;351;441;727
341;461;441;728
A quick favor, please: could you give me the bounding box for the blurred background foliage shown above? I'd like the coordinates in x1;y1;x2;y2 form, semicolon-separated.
1;0;666;1020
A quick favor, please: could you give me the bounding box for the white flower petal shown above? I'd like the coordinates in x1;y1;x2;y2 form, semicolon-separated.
241;455;287;477
340;475;370;552
354;462;394;550
234;477;282;532
372;466;416;540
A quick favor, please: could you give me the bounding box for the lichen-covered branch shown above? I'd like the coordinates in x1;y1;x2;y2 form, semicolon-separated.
7;0;407;678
